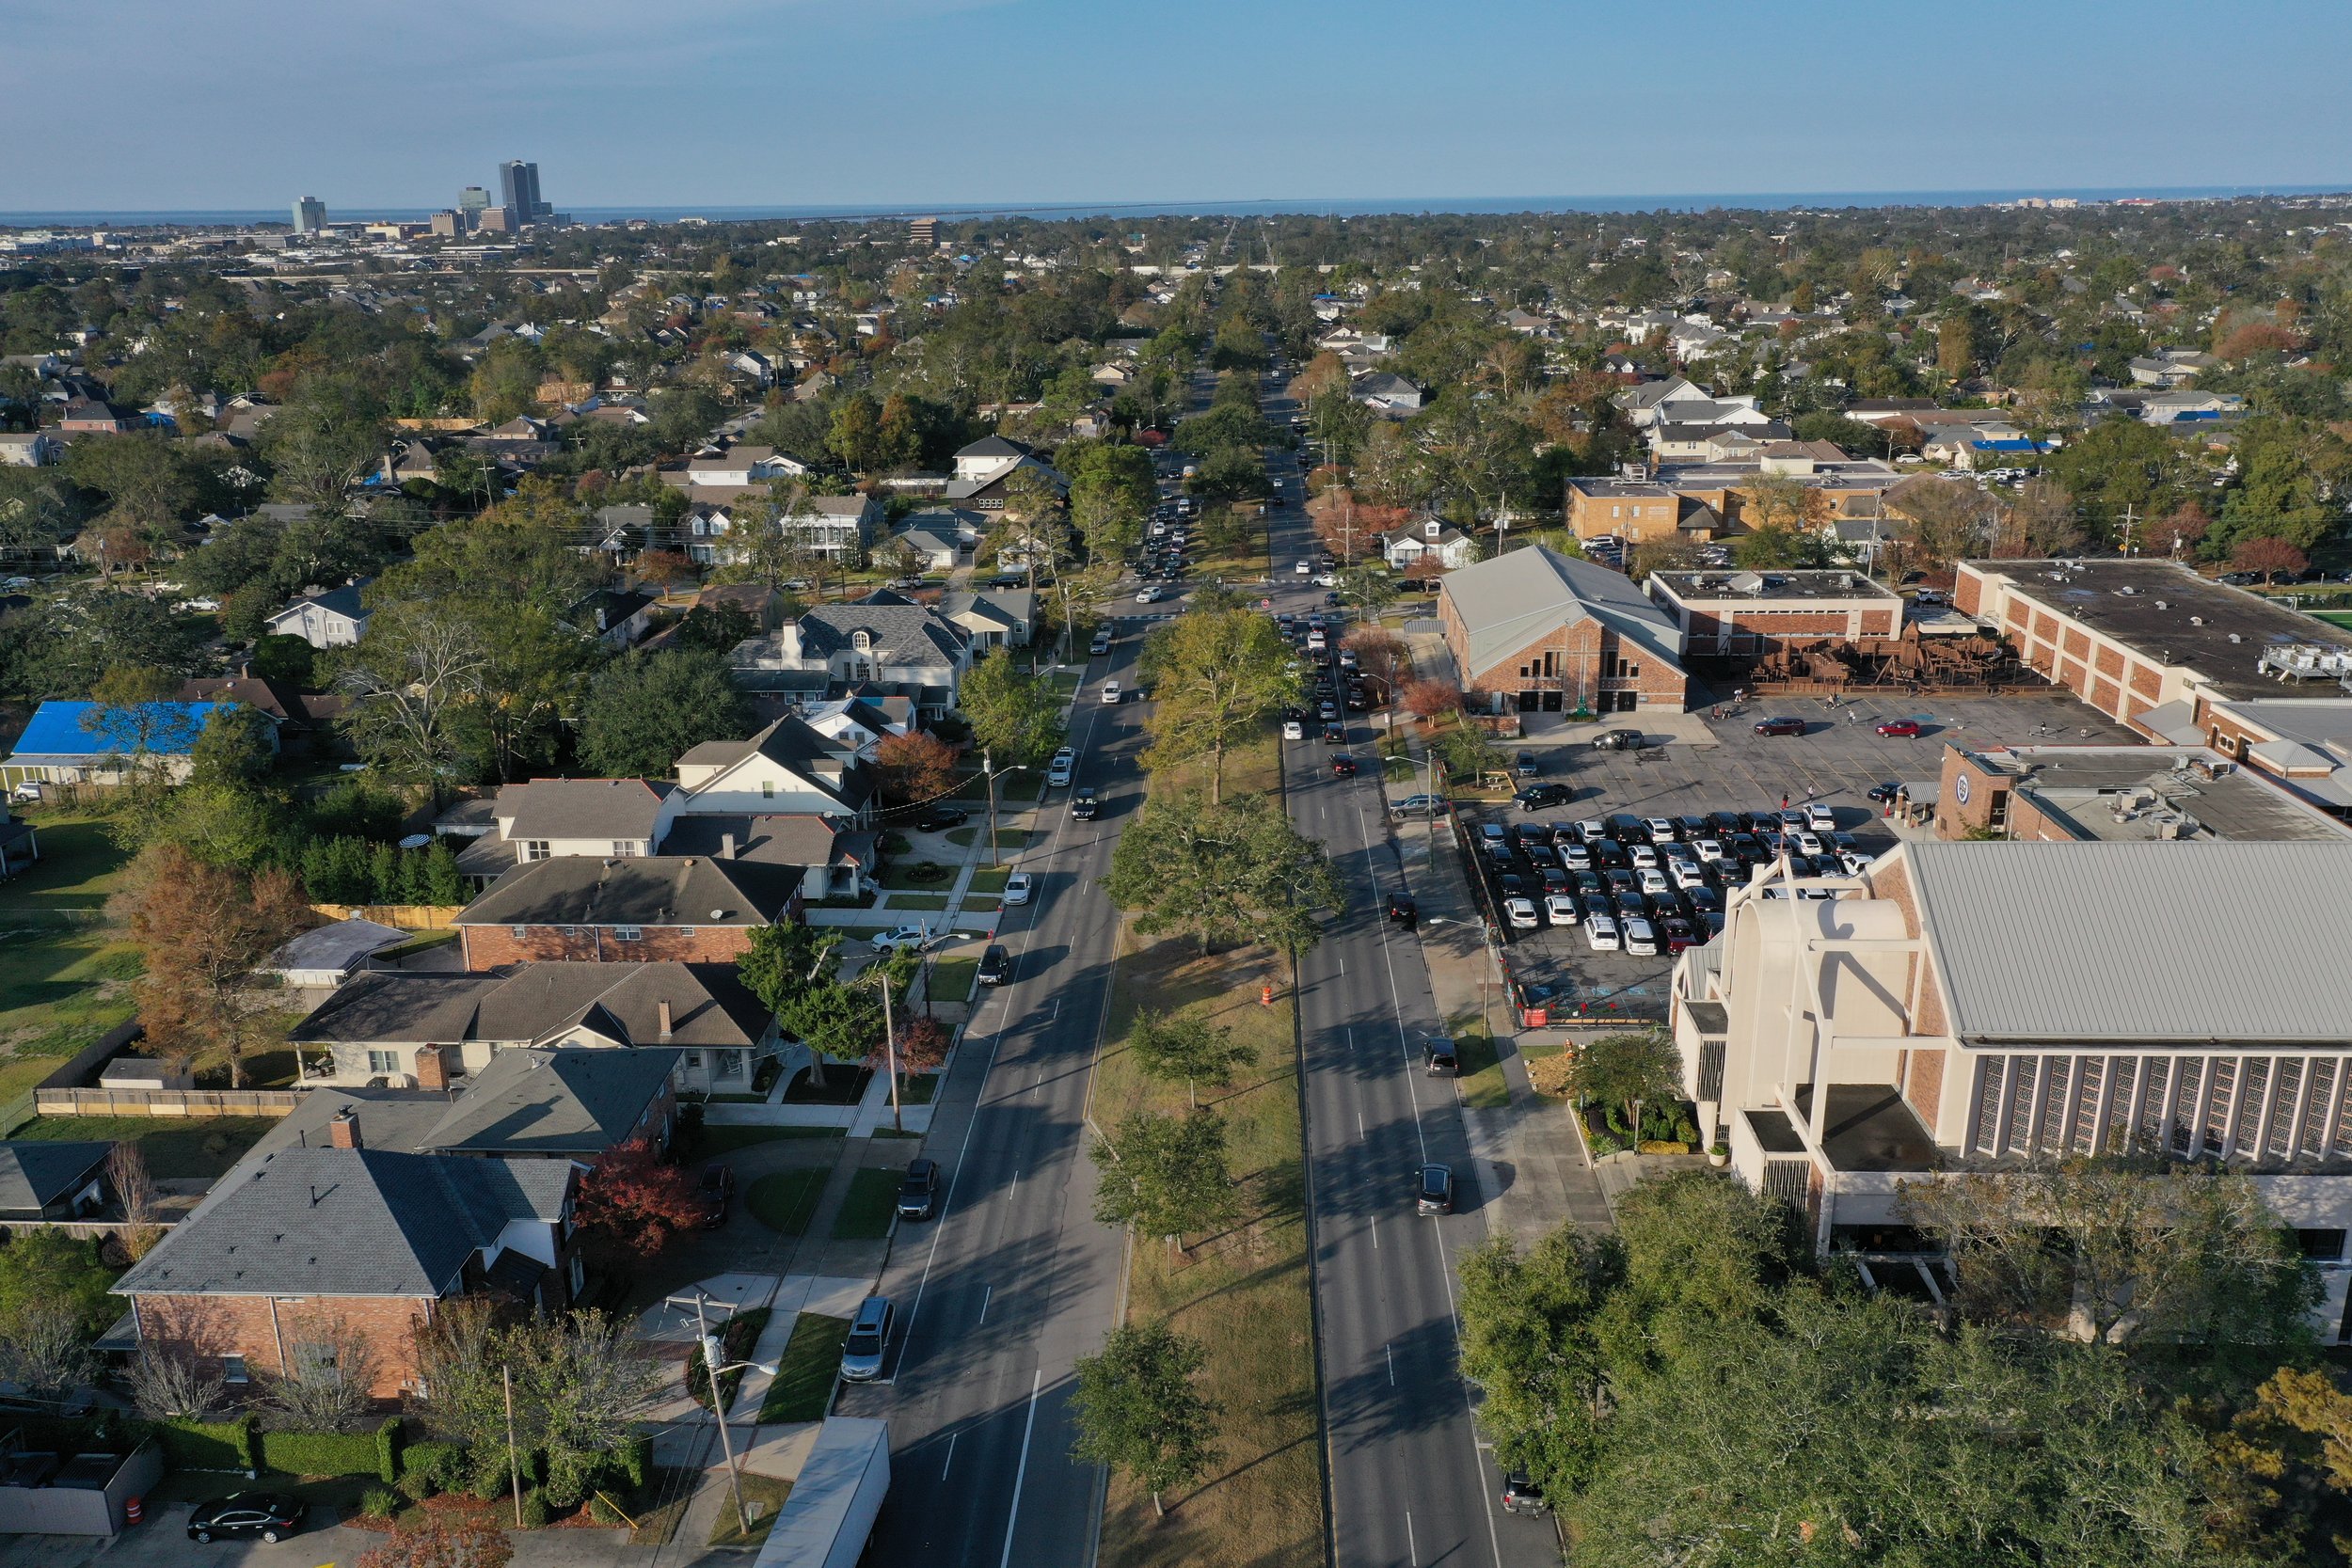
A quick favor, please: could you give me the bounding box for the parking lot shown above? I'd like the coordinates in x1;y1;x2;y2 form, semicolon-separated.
1445;689;2143;1023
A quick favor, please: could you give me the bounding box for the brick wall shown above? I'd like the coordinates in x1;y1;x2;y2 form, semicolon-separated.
1907;1048;1945;1132
1463;618;1689;712
460;923;758;972
131;1291;435;1400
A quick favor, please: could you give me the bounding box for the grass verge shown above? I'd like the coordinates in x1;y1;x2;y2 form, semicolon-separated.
746;1168;829;1236
829;1165;901;1239
964;867;1012;894
1452;1018;1510;1110
927;958;977;1002
884;894;951;911
694;1125;844;1154
1094;927;1321;1568
758;1312;852;1423
707;1473;793;1547
10;1115;272;1180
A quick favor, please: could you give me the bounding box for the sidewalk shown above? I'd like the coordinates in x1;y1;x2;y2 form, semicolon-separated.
1393;788;1614;1239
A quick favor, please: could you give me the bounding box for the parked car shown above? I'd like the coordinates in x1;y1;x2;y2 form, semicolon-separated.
1622;915;1660;957
1391;794;1442;816
188;1495;308;1544
1753;716;1807;736
1592;728;1646;751
1806;802;1836;832
1866;782;1901;803
839;1295;894;1382
1417;1163;1454;1214
1003;871;1034;906
694;1162;734;1228
1422;1036;1458;1075
1504;896;1540;929
1045;748;1075;787
1584;912;1621;951
1501;1472;1549;1516
868;925;930;953
1875;719;1922;737
1544;892;1581;926
896;1158;939;1220
914;807;969;832
1386;893;1419;926
977;944;1012;986
1072;787;1099;819
1514;751;1539;777
1089;631;1113;656
1515;782;1574;810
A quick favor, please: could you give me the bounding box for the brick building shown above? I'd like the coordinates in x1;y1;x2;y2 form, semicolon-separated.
453;855;799;970
1931;743;2352;845
1645;569;1902;657
1438;545;1689;714
1955;559;2352;727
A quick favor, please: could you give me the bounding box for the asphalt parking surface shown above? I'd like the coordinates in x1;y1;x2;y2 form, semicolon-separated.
1454;689;2144;1023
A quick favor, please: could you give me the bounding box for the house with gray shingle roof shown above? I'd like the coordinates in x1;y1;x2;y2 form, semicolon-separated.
730;593;972;714
0;1141;112;1221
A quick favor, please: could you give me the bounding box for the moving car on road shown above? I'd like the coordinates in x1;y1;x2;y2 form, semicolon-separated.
977;944;1012;986
1417;1163;1454;1214
1330;753;1359;777
1072;787;1099;819
1100;680;1122;704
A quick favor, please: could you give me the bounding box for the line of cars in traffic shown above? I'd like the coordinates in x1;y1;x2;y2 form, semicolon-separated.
1474;804;1873;956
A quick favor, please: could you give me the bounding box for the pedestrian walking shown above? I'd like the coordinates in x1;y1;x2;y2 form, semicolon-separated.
1847;708;1859;724
1780;792;1790;811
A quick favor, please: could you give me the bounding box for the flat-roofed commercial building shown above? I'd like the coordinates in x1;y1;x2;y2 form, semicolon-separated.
1933;743;2352;844
1956;558;2352;727
1646;568;1903;657
1672;839;2352;1337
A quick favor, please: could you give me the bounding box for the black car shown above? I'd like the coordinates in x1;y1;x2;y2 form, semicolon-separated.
694;1161;734;1228
1754;716;1807;736
1330;753;1359;777
1386;893;1419;927
914;807;970;832
1515;782;1574;811
1322;722;1347;744
977;944;1012;986
1865;782;1901;803
1417;1163;1454;1214
188;1493;307;1544
1592;728;1645;751
1422;1036;1459;1075
896;1157;940;1220
1072;786;1099;819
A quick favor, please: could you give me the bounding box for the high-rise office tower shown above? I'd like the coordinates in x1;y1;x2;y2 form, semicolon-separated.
909;216;939;246
499;161;544;222
292;196;326;233
458;186;489;230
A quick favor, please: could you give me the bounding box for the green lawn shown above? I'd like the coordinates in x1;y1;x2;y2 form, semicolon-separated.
963;868;1011;894
878;862;956;892
693;1125;843;1155
884;894;951;911
830;1166;902;1239
757;1312;851;1423
9;1116;275;1179
745;1168;831;1236
961;897;1000;915
1452;1018;1510;1110
927;958;977;1002
2311;610;2352;630
0;813;131;916
0;928;139;1062
707;1472;793;1547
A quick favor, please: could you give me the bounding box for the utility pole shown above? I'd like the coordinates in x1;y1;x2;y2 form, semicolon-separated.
983;751;1001;871
685;1291;752;1537
880;952;903;1132
503;1364;523;1528
2119;504;2138;558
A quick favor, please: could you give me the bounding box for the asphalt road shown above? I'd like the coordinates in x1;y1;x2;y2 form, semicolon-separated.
1264;415;1558;1568
836;641;1146;1568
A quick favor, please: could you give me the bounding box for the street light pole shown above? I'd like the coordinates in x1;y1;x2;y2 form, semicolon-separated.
687;1291;749;1536
983;751;1001;871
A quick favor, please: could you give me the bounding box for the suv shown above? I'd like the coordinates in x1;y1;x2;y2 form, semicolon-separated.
1089;631;1112;656
1515;782;1574;811
1422;1036;1458;1075
1072;786;1099;819
1500;1473;1548;1516
977;944;1012;986
1045;748;1075;787
1592;728;1645;751
896;1158;940;1221
1753;716;1807;736
1385;893;1419;927
839;1295;894;1382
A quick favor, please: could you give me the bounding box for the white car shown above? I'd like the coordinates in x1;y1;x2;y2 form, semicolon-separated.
1136;587;1162;604
1003;872;1034;906
1694;837;1728;865
1837;850;1871;876
1670;859;1708;890
1313;573;1338;587
1504;897;1540;929
1295;560;1312;576
1046;748;1075;787
868;925;930;952
1282;719;1305;740
1622;916;1660;957
1544;893;1580;926
1584;913;1621;952
1794;831;1825;857
1100;681;1122;705
1638;868;1671;897
1628;844;1659;871
1643;817;1677;843
1806;803;1836;832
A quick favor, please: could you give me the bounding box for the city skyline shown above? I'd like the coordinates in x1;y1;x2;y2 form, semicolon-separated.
1;0;2346;212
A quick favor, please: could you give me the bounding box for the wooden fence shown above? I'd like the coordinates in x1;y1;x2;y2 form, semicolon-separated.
35;1087;301;1119
310;903;465;930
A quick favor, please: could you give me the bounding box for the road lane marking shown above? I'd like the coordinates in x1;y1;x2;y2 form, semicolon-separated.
977;1285;992;1326
1386;1343;1395;1386
1406;1511;1420;1567
998;1369;1044;1568
1356;1109;1364;1139
1369;1212;1377;1250
942;1431;957;1480
896;1018;1011;1367
1009;1168;1021;1198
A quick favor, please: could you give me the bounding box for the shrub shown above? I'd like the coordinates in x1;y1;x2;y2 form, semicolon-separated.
358;1484;400;1520
257;1428;381;1478
588;1493;624;1526
400;1440;461;1488
470;1466;507;1502
155;1414;258;1472
518;1487;550;1528
374;1416;404;1484
395;1465;438;1502
617;1434;652;1489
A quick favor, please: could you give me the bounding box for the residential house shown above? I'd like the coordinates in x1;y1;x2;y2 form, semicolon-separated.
1438;545;1690;714
944;436;1067;510
0;433;59;467
1380;518;1480;572
673;714;882;819
113;1131;582;1397
179;674;344;756
1350;372;1424;416
1613;376;1708;429
0;1142;111;1222
2128;349;2217;388
1671;839;2352;1339
730;594;972;714
939;586;1036;651
263;581;372;648
1;701;258;787
264;918;407;990
56;398;134;434
779;494;881;563
571;587;656;650
268;1046;681;1161
452;854;802;970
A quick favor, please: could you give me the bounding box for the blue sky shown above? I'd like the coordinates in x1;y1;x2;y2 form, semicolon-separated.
3;0;2348;212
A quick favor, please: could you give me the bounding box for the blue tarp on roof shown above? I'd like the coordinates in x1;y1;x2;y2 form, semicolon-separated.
8;700;228;759
1969;437;2043;452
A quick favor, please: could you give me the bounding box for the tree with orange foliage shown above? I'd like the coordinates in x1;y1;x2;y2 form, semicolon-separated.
1400;679;1466;721
874;730;960;809
572;1137;706;1269
108;844;316;1086
2233;535;2309;584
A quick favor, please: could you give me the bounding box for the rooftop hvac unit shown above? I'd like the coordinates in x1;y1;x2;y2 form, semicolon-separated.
2153;600;2169;609
2117;585;2138;595
2189;615;2204;626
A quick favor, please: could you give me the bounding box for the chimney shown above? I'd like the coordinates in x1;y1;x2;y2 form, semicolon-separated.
326;1106;361;1150
721;832;737;860
414;1045;449;1091
658;1001;675;1042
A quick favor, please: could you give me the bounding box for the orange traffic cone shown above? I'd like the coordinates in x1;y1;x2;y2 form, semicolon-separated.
1259;983;1274;1007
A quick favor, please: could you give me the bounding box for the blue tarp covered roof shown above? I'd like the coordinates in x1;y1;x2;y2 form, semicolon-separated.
8;700;228;759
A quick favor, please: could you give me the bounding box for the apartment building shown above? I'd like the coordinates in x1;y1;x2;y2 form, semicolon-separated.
1671;840;2352;1338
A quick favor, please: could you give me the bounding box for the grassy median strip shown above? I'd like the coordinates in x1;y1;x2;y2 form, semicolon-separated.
830;1165;903;1239
758;1313;852;1423
1095;732;1323;1568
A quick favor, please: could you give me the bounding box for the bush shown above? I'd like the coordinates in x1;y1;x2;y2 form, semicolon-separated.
155;1415;257;1472
359;1484;400;1519
589;1493;625;1525
400;1440;461;1489
395;1465;439;1502
519;1487;550;1528
257;1427;381;1478
375;1416;404;1484
470;1466;507;1502
617;1434;652;1489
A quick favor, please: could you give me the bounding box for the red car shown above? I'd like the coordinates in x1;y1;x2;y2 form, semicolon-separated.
1753;716;1807;736
1875;719;1923;737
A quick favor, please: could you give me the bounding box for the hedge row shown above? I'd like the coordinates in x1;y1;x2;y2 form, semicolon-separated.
154;1415;404;1481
